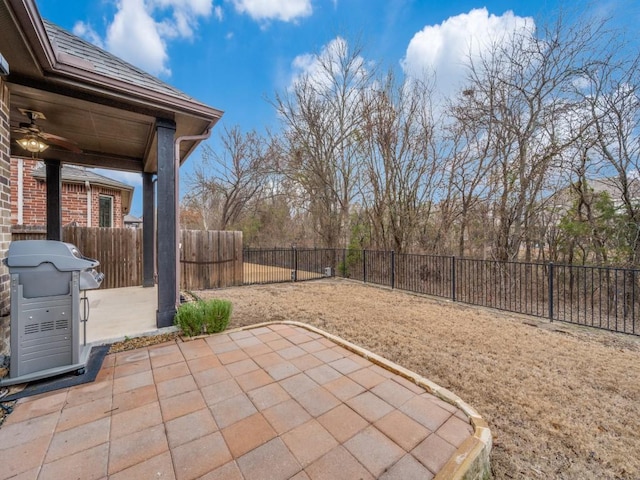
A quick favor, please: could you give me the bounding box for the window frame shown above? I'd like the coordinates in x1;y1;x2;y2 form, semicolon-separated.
98;194;114;228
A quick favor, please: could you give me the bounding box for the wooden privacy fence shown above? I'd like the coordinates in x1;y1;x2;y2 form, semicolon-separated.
180;230;243;289
64;226;143;289
11;226;144;289
10;227;243;290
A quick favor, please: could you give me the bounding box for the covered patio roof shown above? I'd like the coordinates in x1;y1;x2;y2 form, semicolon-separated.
1;0;222;173
1;0;223;327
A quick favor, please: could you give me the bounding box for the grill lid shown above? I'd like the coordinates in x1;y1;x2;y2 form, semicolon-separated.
5;240;99;271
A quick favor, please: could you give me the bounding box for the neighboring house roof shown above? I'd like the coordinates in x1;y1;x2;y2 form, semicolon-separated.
124;214;142;224
548;177;640;218
585;178;640;203
31;164;134;213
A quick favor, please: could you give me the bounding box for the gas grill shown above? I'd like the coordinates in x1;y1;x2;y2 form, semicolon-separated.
1;240;104;386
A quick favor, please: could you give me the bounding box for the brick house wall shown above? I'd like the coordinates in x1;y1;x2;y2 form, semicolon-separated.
10;158;126;228
0;76;10;318
1;75;10;357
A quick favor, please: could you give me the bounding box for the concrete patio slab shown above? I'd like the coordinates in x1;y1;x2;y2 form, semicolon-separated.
85;285;162;344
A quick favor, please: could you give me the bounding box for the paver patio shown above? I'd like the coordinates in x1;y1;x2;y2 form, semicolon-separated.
0;323;488;479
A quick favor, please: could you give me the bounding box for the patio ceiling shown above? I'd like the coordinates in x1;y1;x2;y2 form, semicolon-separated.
1;0;223;173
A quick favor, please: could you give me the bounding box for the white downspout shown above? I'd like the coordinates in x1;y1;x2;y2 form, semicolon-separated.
85;181;92;227
17;157;23;225
173;129;212;307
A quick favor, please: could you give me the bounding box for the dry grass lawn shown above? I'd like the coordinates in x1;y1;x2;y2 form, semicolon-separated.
197;278;640;480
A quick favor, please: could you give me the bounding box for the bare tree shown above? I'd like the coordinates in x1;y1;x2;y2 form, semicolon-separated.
357;71;443;253
272;37;374;248
580;49;640;266
461;14;606;261
184;125;271;230
442;88;498;257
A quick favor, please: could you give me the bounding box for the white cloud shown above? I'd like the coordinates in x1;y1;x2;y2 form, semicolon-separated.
106;0;171;76
229;0;312;22
290;36;367;91
214;5;223;21
401;8;534;100
74;0;214;77
151;0;213;38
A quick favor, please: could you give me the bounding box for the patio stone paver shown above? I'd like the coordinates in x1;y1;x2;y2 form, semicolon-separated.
210;392;258;429
221;412;277;457
411;433;459;475
343;425;405;477
108;451;176;480
112;383;157;412
317;404;369;443
281;419;339;467
152;360;191;383
110;400;163;439
165;408;219;448
171;432;231;480
0;322;482;480
305;446;374;480
160;389;208;421
46;417;110;462
374;409;431;451
380;453;435;480
107;424;169;474
247;382;291;410
346;391;395;422
40;442;109;480
236;438;300;480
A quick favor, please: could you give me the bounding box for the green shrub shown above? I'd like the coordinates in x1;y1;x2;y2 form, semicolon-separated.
202;299;232;334
174;301;205;336
174;298;233;337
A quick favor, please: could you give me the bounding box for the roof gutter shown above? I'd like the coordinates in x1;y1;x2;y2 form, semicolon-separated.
173;128;212;308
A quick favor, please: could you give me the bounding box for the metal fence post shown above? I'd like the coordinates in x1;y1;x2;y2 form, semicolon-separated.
292;246;298;282
548;262;554;322
343;248;346;278
391;250;395;289
451;256;456;302
363;250;367;283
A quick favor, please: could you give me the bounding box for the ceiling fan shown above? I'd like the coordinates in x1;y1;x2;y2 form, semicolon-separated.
14;109;81;154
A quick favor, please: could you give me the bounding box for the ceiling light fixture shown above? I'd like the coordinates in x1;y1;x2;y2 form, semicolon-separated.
17;134;48;153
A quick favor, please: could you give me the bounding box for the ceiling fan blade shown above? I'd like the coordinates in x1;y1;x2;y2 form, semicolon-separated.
13;127;31;134
40;132;82;153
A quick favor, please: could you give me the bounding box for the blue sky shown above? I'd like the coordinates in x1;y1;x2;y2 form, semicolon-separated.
35;0;640;217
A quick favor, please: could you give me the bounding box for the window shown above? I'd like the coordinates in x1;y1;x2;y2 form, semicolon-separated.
99;195;113;227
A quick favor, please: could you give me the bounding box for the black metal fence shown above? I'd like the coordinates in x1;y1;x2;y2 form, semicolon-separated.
243;248;640;336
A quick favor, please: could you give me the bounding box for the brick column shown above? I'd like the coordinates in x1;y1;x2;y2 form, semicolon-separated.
0;75;10;318
0;71;11;356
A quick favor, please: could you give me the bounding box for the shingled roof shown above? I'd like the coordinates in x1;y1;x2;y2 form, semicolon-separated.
42;20;199;104
31;163;134;192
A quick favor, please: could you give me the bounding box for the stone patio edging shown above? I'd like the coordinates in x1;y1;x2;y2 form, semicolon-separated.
220;320;492;480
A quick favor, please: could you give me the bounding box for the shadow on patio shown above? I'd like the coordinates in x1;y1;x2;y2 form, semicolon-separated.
85;286;166;345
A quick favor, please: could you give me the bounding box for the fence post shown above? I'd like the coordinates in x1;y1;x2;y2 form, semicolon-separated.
291;246;298;282
363;250;367;283
451;256;456;302
343;248;346;278
548;262;554;322
391;251;395;289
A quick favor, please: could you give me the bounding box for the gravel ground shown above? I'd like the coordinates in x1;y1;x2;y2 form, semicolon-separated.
197;278;640;480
